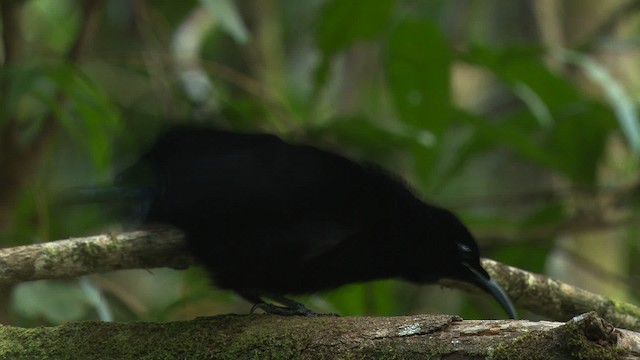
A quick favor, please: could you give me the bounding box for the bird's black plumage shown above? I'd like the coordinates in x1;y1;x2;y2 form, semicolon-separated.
118;125;517;318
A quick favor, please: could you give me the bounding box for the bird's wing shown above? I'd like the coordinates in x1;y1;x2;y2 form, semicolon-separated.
142;130;375;261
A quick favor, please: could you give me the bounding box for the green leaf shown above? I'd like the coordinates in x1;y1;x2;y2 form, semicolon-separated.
1;64;59;121
501;60;580;113
455;110;558;172
308;115;436;154
386;20;451;133
46;66;121;175
546;103;615;185
454;102;615;187
201;0;250;44
456;47;620;185
385;20;452;190
315;0;395;55
563;51;640;153
312;0;395;119
311;57;331;102
461;46;580;113
12;281;92;323
520;201;567;231
435;123;493;188
24;0;80;54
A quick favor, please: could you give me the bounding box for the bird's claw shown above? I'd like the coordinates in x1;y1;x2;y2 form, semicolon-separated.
249;302;338;317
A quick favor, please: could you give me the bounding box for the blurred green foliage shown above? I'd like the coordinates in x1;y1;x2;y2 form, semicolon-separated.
1;0;639;326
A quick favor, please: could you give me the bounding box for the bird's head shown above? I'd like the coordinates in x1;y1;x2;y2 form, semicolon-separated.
448;238;517;319
403;207;517;319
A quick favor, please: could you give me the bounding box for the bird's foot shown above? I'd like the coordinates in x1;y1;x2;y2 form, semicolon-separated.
249;301;338;317
240;291;339;317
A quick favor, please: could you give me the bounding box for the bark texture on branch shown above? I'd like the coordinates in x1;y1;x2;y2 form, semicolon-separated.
0;228;190;284
1;228;639;332
481;259;640;332
0;312;637;359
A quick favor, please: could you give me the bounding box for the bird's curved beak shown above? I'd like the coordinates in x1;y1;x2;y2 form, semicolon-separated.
463;263;517;319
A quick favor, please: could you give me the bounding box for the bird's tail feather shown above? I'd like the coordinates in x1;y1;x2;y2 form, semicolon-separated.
55;185;154;224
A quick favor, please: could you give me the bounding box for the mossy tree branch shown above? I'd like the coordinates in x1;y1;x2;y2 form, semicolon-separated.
0;227;639;332
0;312;637;359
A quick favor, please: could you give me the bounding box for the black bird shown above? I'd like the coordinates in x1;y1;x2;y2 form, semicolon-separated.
117;125;517;318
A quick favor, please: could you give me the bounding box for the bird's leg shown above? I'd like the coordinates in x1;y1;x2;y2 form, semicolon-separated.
239;291;337;316
249;302;310;316
264;294;323;316
239;291;301;315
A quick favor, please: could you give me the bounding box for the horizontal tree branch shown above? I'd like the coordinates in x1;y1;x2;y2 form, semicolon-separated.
481;259;640;332
0;228;191;283
1;227;639;331
0;311;637;359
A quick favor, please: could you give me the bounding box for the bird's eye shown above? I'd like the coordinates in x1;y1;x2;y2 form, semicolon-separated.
457;243;472;253
456;243;476;261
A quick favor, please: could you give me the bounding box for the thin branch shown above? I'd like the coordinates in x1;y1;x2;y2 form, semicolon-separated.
0;0;26;232
0;0;106;233
132;0;175;117
577;0;640;51
203;60;299;129
0;0;25;65
555;245;640;294
30;0;107;151
67;0;106;63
